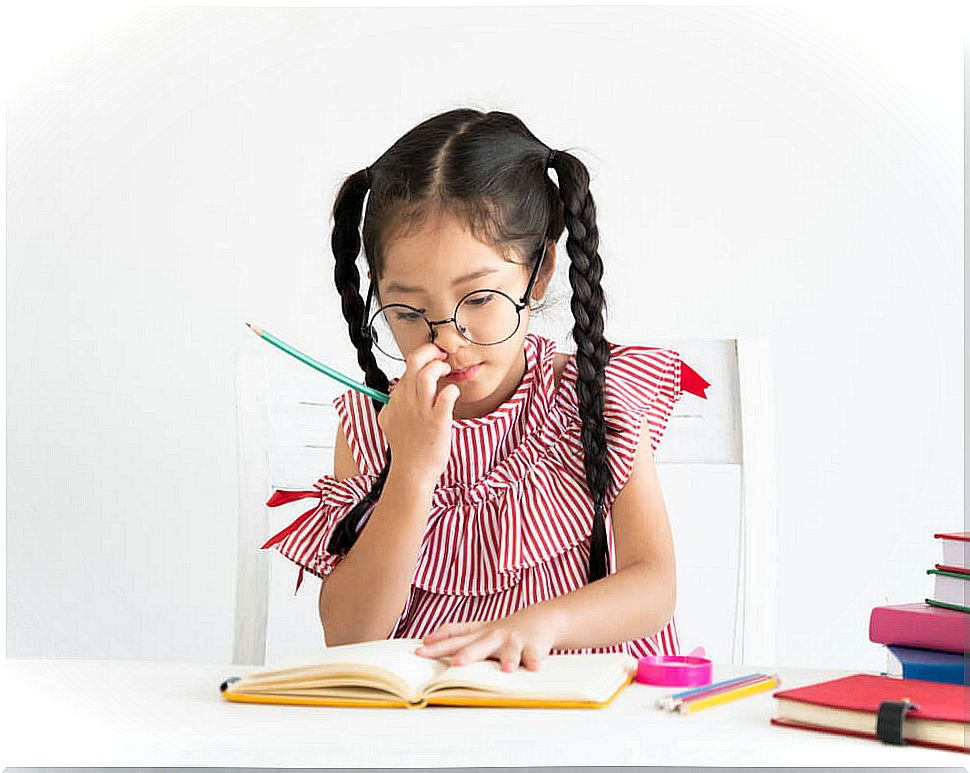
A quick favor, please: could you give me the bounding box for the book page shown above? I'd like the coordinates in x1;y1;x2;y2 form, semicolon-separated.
425;651;638;703
240;638;448;701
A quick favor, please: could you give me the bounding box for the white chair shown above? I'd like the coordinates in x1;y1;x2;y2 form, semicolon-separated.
232;335;778;668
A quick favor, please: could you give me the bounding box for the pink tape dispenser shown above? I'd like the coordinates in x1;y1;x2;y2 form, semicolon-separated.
636;646;713;688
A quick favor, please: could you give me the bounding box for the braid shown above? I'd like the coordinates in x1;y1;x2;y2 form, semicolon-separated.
550;150;614;584
326;166;394;557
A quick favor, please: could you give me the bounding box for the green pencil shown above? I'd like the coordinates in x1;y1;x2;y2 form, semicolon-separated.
246;322;390;404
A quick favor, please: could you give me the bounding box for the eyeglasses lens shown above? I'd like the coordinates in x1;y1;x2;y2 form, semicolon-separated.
369;291;521;361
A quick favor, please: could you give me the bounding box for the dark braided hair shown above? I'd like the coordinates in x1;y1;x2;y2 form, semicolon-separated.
325;109;614;584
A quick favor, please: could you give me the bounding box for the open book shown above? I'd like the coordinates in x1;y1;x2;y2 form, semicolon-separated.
220;638;639;709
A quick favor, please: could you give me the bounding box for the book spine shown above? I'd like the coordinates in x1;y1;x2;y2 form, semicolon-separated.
886;647;970;686
925;598;970;615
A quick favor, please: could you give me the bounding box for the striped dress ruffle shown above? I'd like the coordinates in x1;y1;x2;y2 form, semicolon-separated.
261;332;710;658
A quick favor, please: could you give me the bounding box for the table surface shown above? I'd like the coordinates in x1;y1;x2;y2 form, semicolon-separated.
3;657;967;767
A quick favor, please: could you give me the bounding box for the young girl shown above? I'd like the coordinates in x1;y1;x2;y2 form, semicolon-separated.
261;108;709;672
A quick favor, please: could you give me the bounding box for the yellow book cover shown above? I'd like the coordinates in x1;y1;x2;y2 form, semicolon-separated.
220;638;638;709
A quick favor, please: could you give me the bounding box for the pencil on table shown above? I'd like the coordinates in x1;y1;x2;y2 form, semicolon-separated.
658;673;769;711
656;673;767;710
675;674;781;715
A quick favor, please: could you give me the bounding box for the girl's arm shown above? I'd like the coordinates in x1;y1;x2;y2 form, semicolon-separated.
539;416;677;648
317;425;434;646
537;559;675;651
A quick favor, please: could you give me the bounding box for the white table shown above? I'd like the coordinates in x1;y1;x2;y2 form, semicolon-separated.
3;658;966;767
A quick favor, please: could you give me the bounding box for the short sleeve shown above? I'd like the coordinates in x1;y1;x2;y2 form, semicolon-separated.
596;345;680;506
332;388;389;476
601;344;682;455
604;345;711;505
556;342;709;510
259;472;382;595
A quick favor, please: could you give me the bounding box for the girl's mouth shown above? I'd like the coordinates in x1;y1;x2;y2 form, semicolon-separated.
445;363;482;382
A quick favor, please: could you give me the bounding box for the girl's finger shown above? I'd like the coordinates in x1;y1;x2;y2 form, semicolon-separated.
402;345;446;399
423;621;481;644
498;641;524;673
521;645;542;671
416;360;452;406
415;630;482;658
452;630;506;667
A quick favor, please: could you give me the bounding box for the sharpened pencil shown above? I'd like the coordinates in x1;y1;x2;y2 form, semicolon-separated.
675;674;781;714
657;673;769;711
246;322;390;404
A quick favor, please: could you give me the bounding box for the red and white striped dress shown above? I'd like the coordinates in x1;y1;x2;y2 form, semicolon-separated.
261;332;710;658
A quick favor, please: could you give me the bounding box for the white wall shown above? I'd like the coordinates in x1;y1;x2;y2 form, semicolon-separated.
6;6;962;670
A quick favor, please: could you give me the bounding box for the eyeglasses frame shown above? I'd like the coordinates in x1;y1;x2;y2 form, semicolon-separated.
360;240;550;358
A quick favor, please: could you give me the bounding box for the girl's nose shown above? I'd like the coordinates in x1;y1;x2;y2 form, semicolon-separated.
429;320;467;350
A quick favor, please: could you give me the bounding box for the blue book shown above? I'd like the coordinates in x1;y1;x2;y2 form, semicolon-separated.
887;644;969;685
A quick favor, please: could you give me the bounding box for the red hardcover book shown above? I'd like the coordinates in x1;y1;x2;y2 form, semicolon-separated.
937;563;970;576
771;674;969;753
869;603;969;654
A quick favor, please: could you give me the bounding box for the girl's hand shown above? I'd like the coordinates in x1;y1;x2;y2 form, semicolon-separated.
412;607;561;672
377;342;461;487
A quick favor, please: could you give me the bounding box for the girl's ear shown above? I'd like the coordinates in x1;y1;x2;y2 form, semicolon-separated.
533;242;556;300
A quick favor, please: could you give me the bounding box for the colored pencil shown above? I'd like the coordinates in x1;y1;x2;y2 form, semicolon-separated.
667;673;772;711
675;674;781;714
657;673;768;711
655;672;766;709
246;322;390;404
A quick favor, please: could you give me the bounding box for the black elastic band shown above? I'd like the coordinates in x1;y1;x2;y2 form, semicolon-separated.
875;699;918;745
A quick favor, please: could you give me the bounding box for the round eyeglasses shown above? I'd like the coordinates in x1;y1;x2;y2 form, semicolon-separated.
361;240;549;362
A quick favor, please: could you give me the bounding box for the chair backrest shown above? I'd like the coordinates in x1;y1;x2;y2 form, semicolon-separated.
232;335;778;667
647;335;778;668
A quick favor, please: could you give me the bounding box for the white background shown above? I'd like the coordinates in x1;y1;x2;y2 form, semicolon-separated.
4;4;964;671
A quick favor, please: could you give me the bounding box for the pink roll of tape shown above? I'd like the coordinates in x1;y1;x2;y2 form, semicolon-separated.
636;654;713;687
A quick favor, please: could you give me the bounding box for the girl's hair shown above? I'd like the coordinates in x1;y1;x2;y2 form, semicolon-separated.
326;108;615;584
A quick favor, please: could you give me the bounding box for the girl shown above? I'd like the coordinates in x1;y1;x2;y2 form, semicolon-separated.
261;108;709;672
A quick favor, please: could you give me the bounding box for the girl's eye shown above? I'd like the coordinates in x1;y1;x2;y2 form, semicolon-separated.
465;294;493;307
393;311;423;323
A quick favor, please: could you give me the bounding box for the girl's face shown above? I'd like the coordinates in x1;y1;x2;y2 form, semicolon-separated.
373;212;556;420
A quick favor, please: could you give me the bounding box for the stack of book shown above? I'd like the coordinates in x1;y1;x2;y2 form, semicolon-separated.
768;531;968;751
869;531;968;686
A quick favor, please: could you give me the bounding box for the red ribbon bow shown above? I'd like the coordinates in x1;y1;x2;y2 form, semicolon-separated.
680;361;710;399
261;488;323;595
